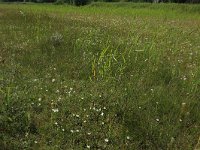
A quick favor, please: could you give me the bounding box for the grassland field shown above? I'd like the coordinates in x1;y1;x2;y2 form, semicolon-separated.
0;2;200;150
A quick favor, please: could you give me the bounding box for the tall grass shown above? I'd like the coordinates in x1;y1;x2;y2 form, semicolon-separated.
0;3;200;149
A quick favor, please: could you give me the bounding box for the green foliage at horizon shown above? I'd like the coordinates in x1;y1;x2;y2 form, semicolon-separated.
0;0;199;4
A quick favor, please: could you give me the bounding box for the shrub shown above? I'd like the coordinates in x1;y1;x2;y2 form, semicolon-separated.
74;0;90;6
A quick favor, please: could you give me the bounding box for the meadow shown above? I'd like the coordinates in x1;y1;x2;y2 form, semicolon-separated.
0;3;200;149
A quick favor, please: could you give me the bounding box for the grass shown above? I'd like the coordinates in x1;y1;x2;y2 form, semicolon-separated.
0;2;200;149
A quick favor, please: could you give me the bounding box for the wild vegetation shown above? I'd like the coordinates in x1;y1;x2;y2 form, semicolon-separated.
0;0;200;6
0;3;200;150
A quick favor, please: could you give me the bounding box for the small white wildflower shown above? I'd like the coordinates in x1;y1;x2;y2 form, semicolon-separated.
58;97;61;101
38;103;41;106
87;132;91;135
81;97;84;100
99;95;102;98
52;108;59;113
103;107;106;110
179;119;182;122
38;98;42;101
126;136;130;140
104;138;109;143
83;108;86;111
62;129;65;131
182;102;186;106
139;106;141;109
156;119;160;122
101;122;105;125
19;10;24;16
83;120;87;123
76;129;79;132
55;122;58;125
76;114;80;118
56;90;59;93
96;108;101;112
101;112;104;116
70;87;73;91
183;76;187;81
70;130;74;133
52;79;56;82
34;141;38;144
25;132;29;137
86;145;90;149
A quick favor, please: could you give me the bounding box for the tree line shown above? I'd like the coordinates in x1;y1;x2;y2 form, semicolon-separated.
1;0;199;6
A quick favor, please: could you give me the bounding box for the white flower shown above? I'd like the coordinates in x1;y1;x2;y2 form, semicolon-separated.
52;108;59;113
87;132;91;135
126;136;130;140
86;145;90;149
33;79;38;82
70;130;74;133
182;103;186;106
101;112;104;116
104;138;109;143
34;141;38;144
76;129;80;132
25;132;29;137
58;97;61;101
54;122;58;125
62;129;65;131
38;98;42;101
52;79;56;82
156;119;160;122
19;11;24;16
